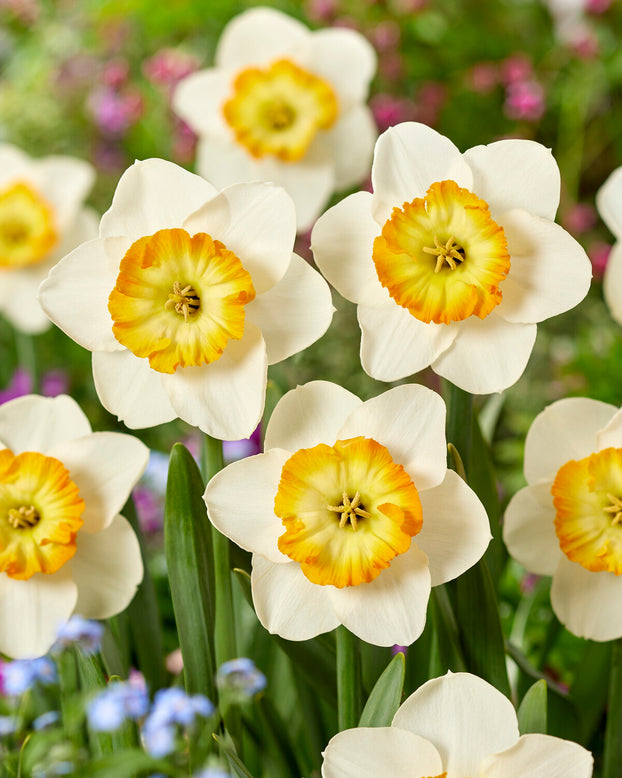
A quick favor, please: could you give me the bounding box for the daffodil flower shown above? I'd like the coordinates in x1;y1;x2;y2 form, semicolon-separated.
204;381;490;646
39;159;333;440
322;672;593;778
0;394;147;658
173;6;377;232
312;122;592;394
596;166;622;325
0;145;96;334
504;396;622;641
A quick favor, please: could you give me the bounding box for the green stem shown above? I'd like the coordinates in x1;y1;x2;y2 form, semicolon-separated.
336;626;361;731
443;380;473;479
604;638;622;778
13;330;37;391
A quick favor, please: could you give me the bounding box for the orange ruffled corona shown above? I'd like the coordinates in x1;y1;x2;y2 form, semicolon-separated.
223;59;338;162
275;436;422;588
0;182;57;269
108;228;256;374
552;447;622;575
372;180;510;325
0;449;84;580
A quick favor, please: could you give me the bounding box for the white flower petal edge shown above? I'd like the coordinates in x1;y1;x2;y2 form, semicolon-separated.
322;728;443;778
70;514;143;620
251;555;340;640
551;555;622;642
0;395;91;453
416;470;491;586
392;672;519;777
0;568;77;659
596;165;622;240
523;397;617;484
503;481;561;576
205;450;291;564
327;544;431;646
480;733;593;778
603;242;622;327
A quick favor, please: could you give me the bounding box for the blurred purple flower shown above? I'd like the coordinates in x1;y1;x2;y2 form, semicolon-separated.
87;86;143;137
144;48;200;93
504;80;545;122
87;674;149;732
223;426;262;463
101;59;130;89
371;94;416;132
588;241;612;279
500;54;533;85
0;368;32;405
41;369;69;398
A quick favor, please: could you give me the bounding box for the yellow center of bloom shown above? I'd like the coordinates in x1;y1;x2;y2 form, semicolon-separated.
0;449;85;580
372;180;510;325
223;58;339;162
275;436;423;588
0;182;57;269
552;447;622;575
108;228;256;374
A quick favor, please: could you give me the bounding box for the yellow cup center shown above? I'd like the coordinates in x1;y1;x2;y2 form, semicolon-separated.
0;182;58;269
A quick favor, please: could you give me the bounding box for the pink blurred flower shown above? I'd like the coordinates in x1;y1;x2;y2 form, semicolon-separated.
562;202;597;235
0;0;39;24
133;486;162;533
379;51;405;80
41;369;70;398
171;120;197;165
370;93;417;132
101;59;130;89
166;648;184;675
570;26;600;58
305;0;338;22
371;20;401;51
586;0;610;12
143;48;200;93
467;62;498;94
87;86;144;136
500;54;533;85
0;368;32;405
504;79;545;122
588;240;612;279
413;81;447;127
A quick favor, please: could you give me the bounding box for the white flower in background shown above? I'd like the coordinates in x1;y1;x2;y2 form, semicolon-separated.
504;397;622;641
204;381;490;646
39;159;333;440
596;166;622;325
322;672;593;778
0;145;96;334
173;6;377;232
0;394;147;658
312;122;592;395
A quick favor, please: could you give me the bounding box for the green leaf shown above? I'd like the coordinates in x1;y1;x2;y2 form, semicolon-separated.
337;626;362;731
73;748;180;778
604;638;622;778
517;679;547;735
164;443;216;701
359;652;405;727
570;640;611;744
251;695;304;777
431;586;466;673
214;733;254;778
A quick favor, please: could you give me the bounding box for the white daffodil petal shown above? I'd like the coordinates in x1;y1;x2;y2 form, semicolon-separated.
322;728;443;778
215;7;309;68
251;555;340;640
4;265;54;334
183;182;296;294
204;450;291;564
329;106;377;190
0;144;33;184
303;28;376;111
162;324;267;440
99;158;218;241
597;404;622;449
92;350;177;429
431;315;537;395
480;733;593;778
524;398;616;484
603;242;622;327
328;544;431;646
338;384;447;491
596;166;622;239
246;254;334;364
39;236;128;352
49;432;149;535
172;68;233;138
393;672;519;776
71;514;143;620
416;470;491;586
264;380;362;452
497;210;591;324
311;192;380;304
36;156;95;233
371;122;473;225
0;395;91;453
358;301;457;382
503;481;560;576
463;140;560;221
551;555;622;641
0;568;77;659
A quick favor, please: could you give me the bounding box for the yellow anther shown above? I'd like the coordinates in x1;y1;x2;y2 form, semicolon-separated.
327;490;372;531
604;493;622;526
7;505;40;529
165;281;200;323
423;235;465;273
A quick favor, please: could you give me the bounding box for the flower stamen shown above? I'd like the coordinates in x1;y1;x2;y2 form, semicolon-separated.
164;281;201;323
604;493;622;526
327;491;372;531
422;235;465;273
7;505;40;529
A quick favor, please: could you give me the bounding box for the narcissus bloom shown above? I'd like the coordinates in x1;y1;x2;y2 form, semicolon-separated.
173;6;377;232
0;394;147;658
312;122;591;394
503;397;622;641
0;145;96;334
322;672;593;778
204;381;490;646
596;166;622;325
39;159;333;440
